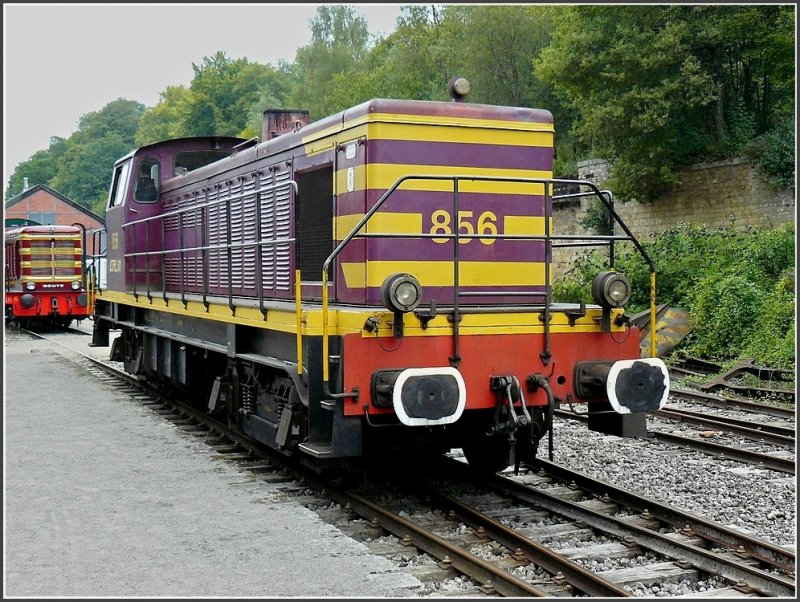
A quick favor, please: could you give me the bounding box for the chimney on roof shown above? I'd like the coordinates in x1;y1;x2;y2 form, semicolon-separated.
262;109;309;140
23;177;30;191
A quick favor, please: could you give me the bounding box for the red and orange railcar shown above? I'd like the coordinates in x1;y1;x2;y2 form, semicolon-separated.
4;224;92;328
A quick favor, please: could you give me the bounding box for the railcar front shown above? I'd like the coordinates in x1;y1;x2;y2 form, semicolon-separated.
91;92;669;474
4;225;91;327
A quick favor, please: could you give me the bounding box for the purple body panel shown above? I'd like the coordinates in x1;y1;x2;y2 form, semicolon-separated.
365;139;553;171
110;101;555;307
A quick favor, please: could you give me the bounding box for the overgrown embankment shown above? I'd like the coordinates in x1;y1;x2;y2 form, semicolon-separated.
554;222;795;370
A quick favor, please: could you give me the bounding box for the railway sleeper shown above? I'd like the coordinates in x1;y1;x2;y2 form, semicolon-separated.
595;561;701;588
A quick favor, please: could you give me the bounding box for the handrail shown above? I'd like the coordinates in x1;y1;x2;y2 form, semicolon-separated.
118;178;298;314
321;174;660;393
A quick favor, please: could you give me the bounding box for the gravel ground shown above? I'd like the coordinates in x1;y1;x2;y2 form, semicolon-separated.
5;320;795;598
543;415;796;549
4;326;424;598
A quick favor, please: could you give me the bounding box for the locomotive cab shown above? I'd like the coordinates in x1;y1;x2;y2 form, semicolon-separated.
103;137;246;293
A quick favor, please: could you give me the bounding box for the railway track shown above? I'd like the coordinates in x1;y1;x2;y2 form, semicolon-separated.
556;408;795;475
13;325;797;597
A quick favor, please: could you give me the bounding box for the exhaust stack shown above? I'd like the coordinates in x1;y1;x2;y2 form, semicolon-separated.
262;109;310;140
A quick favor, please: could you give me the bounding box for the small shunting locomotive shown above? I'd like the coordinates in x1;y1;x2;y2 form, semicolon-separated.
5;223;92;328
90;79;669;473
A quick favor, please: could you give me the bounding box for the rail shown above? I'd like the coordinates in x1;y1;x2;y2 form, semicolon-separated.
321;175;658;393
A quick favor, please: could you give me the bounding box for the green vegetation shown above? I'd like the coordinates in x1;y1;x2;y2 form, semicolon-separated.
553;222;796;369
8;5;793;208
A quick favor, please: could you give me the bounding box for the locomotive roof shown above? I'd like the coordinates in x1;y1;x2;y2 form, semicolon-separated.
114;136;248;166
330;98;553;129
256;98;555;159
120;99;556;193
4;224;83;236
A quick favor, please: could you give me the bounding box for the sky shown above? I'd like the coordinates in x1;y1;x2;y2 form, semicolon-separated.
3;3;406;191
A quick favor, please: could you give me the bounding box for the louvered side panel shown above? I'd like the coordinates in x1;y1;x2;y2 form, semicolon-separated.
228;181;245;290
258;169;294;296
274;171;293;291
207;187;226;292
241;178;258;292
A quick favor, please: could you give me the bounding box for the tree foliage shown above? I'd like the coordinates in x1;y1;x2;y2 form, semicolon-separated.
289;5;372;119
4;4;794;217
5;137;68;200
536;4;795;200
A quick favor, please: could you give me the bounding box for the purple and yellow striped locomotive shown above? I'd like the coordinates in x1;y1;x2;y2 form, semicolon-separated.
91;82;668;473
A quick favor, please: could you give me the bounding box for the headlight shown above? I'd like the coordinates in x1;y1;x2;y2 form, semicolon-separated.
381;273;422;313
71;280;81;290
25;281;35;291
591;271;631;308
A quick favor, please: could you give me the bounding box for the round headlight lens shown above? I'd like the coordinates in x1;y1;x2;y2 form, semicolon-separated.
591;271;631;308
25;281;36;291
71;280;81;290
381;273;422;313
607;279;629;303
394;281;419;307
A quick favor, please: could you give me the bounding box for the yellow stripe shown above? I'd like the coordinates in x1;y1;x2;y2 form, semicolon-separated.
335;213;424;241
303;112;553;156
336;164;551;195
503;216;550;235
97;289;302;334
96;289;624;337
336;214;552;240
21;261;82;268
341;260;548;289
304;111;553;143
21;248;81;255
368;122;553;147
353;307;627;338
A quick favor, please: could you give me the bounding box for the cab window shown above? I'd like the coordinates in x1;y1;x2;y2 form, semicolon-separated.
174;150;232;175
134;156;160;203
109;160;131;208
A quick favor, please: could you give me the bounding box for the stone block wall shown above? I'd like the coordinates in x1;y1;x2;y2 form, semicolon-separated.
551;158;795;278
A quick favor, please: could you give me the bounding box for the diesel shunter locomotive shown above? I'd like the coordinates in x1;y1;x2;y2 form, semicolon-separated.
90;79;669;474
5;223;92;328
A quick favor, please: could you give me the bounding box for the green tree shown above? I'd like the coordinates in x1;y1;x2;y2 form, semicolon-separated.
50;98;145;208
135;85;191;146
536;5;795;201
181;51;288;137
290;5;372;119
5;136;68;200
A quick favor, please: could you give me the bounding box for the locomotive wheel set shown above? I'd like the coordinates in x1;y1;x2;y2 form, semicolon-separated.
88;80;669;474
4;224;92;329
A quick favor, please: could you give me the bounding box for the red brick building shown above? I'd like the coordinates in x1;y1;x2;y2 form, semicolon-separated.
4;184;105;231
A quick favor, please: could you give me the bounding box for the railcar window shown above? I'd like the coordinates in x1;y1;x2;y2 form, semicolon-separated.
134;156;160;203
174;150;232;176
109;161;131;208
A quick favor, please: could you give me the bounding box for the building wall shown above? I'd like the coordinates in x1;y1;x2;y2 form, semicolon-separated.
552;158;795;277
4;189;104;232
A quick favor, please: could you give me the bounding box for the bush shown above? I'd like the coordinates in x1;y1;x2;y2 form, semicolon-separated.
741;272;796;369
683;271;766;360
552;222;796;369
748;118;796;190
